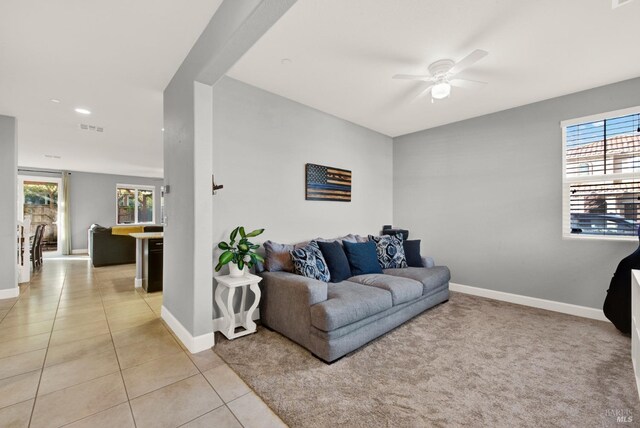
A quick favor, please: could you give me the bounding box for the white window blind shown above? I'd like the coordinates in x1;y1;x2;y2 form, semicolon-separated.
562;107;640;240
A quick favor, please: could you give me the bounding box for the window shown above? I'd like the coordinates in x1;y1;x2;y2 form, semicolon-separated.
562;107;640;240
116;185;155;225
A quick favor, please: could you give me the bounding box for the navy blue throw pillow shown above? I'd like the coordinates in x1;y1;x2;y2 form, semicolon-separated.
403;239;423;267
317;241;352;283
342;241;383;276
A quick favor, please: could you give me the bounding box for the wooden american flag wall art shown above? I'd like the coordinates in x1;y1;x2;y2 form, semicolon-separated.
305;163;352;202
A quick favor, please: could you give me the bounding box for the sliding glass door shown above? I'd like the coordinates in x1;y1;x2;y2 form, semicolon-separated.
18;175;62;256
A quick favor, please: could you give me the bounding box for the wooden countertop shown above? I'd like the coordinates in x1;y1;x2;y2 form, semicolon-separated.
129;232;164;239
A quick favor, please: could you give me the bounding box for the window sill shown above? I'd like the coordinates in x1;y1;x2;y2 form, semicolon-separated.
562;234;637;243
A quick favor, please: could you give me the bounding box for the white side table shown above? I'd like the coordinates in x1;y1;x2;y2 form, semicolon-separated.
214;273;262;340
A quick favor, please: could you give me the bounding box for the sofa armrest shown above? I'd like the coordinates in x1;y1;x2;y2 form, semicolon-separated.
422;256;435;268
260;271;328;306
258;271;328;347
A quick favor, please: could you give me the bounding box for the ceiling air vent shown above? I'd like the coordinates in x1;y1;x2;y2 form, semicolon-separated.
612;0;633;9
78;123;104;133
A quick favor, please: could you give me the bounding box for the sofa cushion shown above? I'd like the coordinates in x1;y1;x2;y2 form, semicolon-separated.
310;282;392;332
403;240;423;267
383;266;451;295
343;241;383;276
369;234;408;269
290;241;331;282
348;274;423;306
317;241;352;283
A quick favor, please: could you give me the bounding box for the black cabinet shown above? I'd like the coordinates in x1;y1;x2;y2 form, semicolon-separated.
143;238;163;292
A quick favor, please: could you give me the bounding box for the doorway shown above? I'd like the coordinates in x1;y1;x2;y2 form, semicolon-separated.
18;175;62;257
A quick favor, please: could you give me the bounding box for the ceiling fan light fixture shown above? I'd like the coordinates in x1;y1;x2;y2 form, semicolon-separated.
431;82;451;100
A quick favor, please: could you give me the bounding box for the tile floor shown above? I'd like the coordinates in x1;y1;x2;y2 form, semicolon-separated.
0;257;286;428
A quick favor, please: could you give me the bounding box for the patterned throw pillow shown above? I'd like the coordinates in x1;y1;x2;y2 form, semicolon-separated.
290;241;331;282
368;234;408;269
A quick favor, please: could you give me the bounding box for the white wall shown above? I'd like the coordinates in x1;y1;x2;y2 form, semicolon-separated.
0;116;18;295
212;77;393;247
393;77;640;309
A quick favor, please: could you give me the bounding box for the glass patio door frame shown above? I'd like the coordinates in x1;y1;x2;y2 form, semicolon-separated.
18;175;63;257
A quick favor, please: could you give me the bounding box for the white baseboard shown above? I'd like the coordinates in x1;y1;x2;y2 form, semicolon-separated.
0;287;19;300
161;305;215;354
134;278;142;288
71;249;88;255
212;309;260;332
449;282;607;321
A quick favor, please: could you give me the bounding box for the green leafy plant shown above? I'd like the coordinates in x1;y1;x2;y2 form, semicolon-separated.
215;226;265;272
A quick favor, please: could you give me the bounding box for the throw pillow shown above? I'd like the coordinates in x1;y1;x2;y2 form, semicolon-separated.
263;241;295;272
342;241;383;276
315;234;359;245
290;241;331;282
403;239;423;267
369;234;408;269
317;241;352;283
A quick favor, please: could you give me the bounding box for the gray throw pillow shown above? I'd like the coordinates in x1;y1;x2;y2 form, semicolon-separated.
263;240;310;272
315;234;359;245
290;241;331;282
368;234;408;269
263;241;295;272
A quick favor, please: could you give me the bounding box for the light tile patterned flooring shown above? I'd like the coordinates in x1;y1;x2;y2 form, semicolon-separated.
0;257;286;428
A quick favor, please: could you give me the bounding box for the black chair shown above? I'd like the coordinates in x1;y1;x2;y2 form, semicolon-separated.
603;227;640;334
30;224;45;270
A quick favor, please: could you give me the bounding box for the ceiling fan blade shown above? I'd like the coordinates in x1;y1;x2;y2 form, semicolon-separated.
448;49;488;75
412;83;434;102
392;74;432;81
450;78;488;88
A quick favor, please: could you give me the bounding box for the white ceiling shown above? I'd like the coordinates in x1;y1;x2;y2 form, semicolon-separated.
228;0;640;137
0;0;222;177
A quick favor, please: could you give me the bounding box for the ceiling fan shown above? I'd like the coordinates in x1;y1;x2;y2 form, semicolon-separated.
393;49;488;101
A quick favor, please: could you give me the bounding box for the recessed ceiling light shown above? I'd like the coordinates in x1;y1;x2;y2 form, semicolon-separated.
50;98;60;103
74;107;91;115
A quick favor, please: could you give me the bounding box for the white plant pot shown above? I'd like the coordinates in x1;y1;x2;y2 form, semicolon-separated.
228;263;246;278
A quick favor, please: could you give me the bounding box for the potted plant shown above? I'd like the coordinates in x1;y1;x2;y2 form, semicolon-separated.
215;226;265;277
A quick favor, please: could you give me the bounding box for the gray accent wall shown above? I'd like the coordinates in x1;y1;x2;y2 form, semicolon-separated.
211;77;393;317
69;172;163;250
0;116;17;291
393;77;640;309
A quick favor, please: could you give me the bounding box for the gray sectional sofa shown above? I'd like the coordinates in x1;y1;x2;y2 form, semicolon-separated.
259;256;450;362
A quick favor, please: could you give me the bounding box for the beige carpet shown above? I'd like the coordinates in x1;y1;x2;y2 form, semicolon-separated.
214;292;639;427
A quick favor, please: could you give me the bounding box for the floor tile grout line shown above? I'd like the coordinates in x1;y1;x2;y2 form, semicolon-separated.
200;372;247;428
39;346;118;373
56;401;129;428
96;270;139;428
27;266;66;428
0;342;49;360
0;397;38;414
176;402;244;428
0;367;44;386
